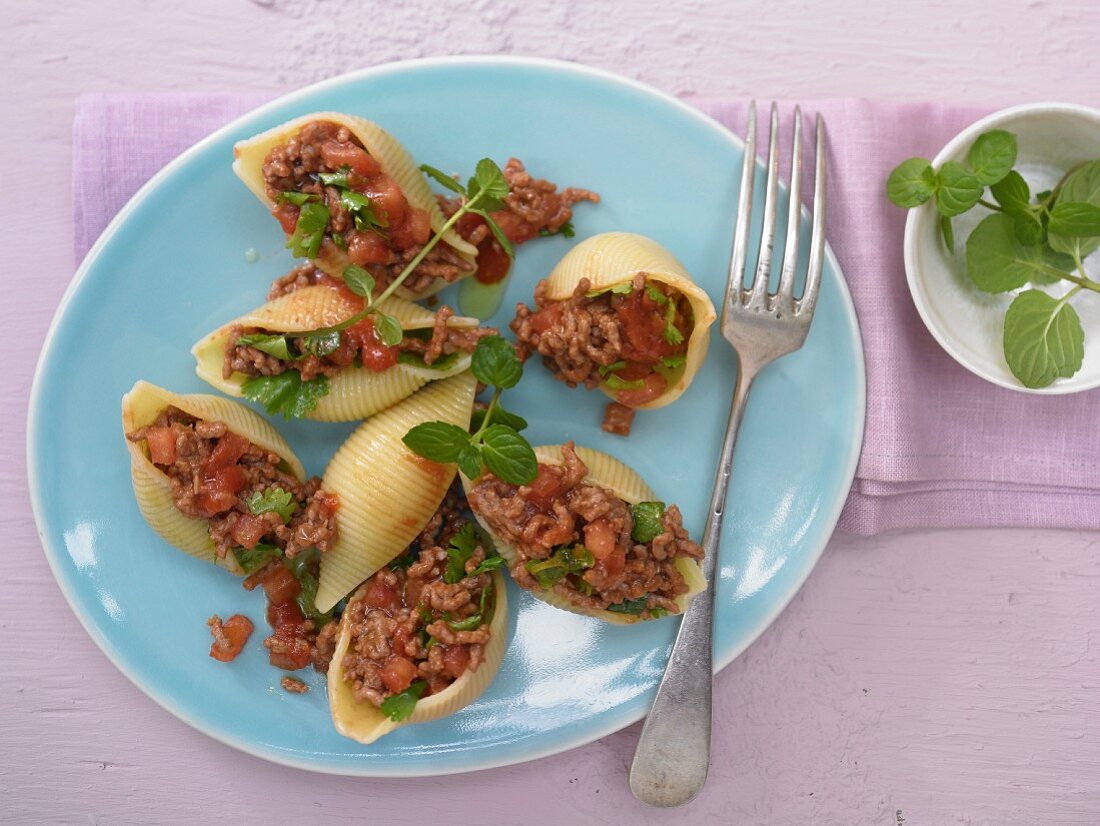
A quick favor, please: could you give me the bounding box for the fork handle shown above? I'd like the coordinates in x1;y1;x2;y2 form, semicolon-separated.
629;360;758;807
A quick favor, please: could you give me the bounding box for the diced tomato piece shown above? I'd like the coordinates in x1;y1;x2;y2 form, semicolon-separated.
362;575;403;613
346;229;392;265
195;465;248;517
525;464;568;505
454;211;485;241
360;176;408;225
268;632;312;671
231;513;268;549
617;289;674;362
260;565;301;605
144;427;177;465
595;545;626;580
615;372;668;407
473;238;512;284
441;644;471;679
488;210;537;245
209;614;253;662
391;625;412;658
529;303;564;335
346;317;399;372
583;519;618;560
320;140;381;177
389;206;432;250
380;656;418;694
206;433;250;472
267;599;306;632
272;202;300;235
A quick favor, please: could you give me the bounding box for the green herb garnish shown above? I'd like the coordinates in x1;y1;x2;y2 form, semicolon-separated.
342;264;375;299
241;370;329;419
380;680;428;721
604;374;645;391
630;501;666;543
888;135;1100;388
235;332;293;361
586;282;632;299
285;547;332;628
660;354;687;370
397;350;462;371
286;201;330;259
662;301;684;346
232;542;281;574
524;545;594;589
403;336;537;485
443;523;480;584
607;596;649;615
278;191;319;206
598;360;626;377
246;487;298;523
538;220;575;239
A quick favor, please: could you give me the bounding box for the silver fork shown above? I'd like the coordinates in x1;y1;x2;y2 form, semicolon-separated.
629;101;828;807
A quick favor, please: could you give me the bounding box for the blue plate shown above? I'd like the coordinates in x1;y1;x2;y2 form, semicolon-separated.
29;57;864;775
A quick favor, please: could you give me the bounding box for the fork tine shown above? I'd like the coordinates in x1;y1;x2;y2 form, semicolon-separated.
748;102;781;308
776;106;803;315
798;113;827;317
725;101;757;316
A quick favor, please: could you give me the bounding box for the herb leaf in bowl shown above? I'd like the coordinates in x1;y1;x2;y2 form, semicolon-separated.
888;130;1100;388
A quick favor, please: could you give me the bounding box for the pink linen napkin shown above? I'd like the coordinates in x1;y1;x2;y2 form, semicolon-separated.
72;93;1100;534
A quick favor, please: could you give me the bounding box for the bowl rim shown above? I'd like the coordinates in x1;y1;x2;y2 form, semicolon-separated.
903;101;1100;395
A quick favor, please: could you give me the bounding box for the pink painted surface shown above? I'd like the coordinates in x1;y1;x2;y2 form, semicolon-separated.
5;1;1100;823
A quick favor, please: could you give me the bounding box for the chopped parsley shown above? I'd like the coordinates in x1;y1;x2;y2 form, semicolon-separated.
608;596;649;615
285;201;330;259
235;332;293;361
598;360;626;377
232;542;281;574
630;501;666;543
586;282;633;299
380;680;428;721
604;374;646;391
246;487;298;523
538;220;575;238
525;545;595;589
662;301;684;346
443;523;480;584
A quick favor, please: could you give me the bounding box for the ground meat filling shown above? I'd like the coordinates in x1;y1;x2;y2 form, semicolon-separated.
441;158;599;285
467;443;702;618
340;489;494;709
511;274;694;416
261;119;466;295
223;300;497;382
126;406;338;560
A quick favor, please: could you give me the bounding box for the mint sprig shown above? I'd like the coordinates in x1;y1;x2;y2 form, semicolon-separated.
402;336;537;485
887;132;1100;388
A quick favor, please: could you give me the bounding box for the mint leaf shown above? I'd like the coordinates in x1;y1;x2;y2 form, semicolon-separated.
246;487;298;523
397;350;461;371
241;370;329;419
285;201;330;259
936;161;983;217
419;164;467;195
299;330;341;358
471;335;523;389
380;680;427;721
941;214;955;254
236;332;292;361
474;158;509;202
1003;289;1085;388
1048;159;1100;258
402;422;471;463
966;130;1017;185
342;265;375;299
1048;202;1100;238
457;443;484;480
470;404;528;432
990;170;1030;215
886;158;937;207
373;312;403;347
965;213;1069;293
480;425;538;485
444;523;479;584
1013;210;1044;247
630;501;666;543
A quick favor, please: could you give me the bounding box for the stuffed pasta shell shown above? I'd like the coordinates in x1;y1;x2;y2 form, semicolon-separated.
511;232;716;435
192;280;492;422
233;112;477;299
328;495;507;744
121;381;337;574
315;371;477;612
464;442;706;624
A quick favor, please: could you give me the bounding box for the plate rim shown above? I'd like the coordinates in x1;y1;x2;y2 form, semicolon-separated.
28;54;867;776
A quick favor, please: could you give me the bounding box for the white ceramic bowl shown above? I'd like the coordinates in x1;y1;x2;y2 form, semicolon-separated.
904;102;1100;394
